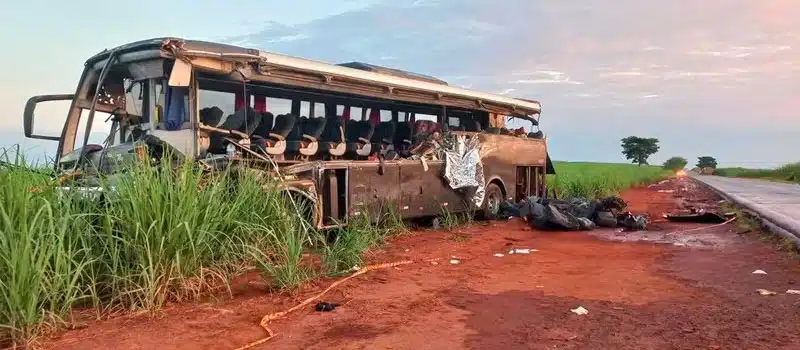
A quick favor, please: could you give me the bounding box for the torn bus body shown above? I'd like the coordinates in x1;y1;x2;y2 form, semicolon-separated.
22;38;554;229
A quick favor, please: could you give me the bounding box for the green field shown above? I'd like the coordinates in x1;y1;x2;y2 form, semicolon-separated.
0;152;671;346
548;161;673;199
715;162;800;183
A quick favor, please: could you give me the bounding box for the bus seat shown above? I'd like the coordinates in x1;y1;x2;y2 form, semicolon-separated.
528;130;544;139
219;108;247;130
286;117;328;156
199;106;224;127
394;122;412;157
371;121;396;154
238;108;263;136
207;107;250;154
251;112;274;138
254;113;297;155
321;116;346;157
346;120;374;157
463;118;482;132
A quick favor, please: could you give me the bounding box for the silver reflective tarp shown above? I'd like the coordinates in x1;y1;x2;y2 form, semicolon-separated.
440;134;485;206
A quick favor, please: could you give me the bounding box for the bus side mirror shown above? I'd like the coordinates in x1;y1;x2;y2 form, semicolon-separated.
23;94;75;141
168;59;192;87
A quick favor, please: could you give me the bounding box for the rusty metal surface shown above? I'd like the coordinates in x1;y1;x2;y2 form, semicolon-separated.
279;130;549;225
348;162;402;219
399;160;469;218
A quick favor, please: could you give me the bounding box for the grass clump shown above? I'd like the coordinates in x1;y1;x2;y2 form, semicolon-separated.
0;147;315;345
721;203;798;257
320;205;406;276
547;161;672;199
436;205;473;242
716;162;800;183
0;159;95;344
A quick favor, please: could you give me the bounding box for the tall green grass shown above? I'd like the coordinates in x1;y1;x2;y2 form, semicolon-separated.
319;204;407;276
0;151;314;345
716;162;800;183
0;146;407;346
0;163;95;343
547;161;672;199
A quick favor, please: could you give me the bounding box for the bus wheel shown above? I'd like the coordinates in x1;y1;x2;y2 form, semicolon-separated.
480;183;503;220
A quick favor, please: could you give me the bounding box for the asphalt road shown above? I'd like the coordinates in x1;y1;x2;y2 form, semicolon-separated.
692;175;800;242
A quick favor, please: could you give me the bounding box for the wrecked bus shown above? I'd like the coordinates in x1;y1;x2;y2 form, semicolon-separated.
22;38;555;228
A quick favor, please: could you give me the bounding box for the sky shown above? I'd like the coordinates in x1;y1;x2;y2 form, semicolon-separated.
1;0;798;168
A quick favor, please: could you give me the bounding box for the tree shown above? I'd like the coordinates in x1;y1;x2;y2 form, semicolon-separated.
621;136;660;166
697;156;718;169
663;156;688;171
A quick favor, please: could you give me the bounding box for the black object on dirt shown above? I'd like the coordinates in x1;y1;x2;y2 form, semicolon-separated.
499;195;649;232
617;212;648;231
314;302;340;312
664;210;730;224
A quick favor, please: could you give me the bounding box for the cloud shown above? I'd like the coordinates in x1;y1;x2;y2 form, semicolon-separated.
267;34;311;43
511;79;584;85
8;0;794;166
601;71;646;77
642;45;664;51
219;0;800;165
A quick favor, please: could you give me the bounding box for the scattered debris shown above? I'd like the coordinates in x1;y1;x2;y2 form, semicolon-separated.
314;302;340;312
238;260;414;349
664;208;731;224
449;259;461;265
440;134;486;206
432;218;441;229
570;306;589;315
657;190;675;193
507;248;536;254
617;212;648;231
756;289;777;296
752;270;767;275
431;261;439;265
493;253;505;257
499;195;648;231
786;289;800;295
648;179;670;188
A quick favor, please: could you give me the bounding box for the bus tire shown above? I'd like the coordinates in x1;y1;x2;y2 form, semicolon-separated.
480;183;503;220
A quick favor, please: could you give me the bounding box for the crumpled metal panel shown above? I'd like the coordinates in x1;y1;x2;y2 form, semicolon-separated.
441;134;485;206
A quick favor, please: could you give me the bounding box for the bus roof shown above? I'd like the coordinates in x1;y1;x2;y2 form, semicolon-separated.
86;38;542;116
336;62;449;86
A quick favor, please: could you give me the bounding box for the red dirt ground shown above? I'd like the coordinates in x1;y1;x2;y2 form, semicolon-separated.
43;177;800;350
